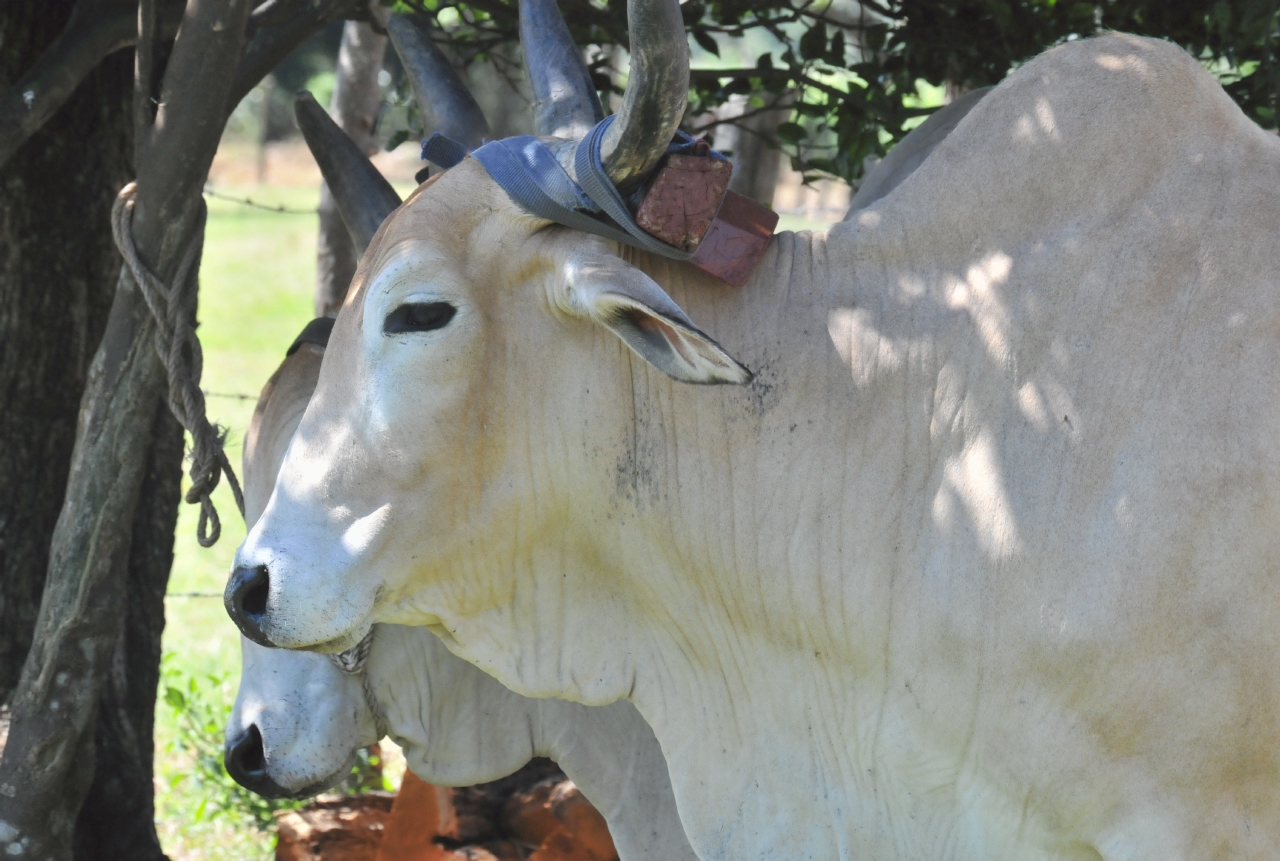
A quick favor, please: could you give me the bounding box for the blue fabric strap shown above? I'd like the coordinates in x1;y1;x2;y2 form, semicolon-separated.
421;132;469;169
462;116;714;261
570;116;694;260
470;137;646;250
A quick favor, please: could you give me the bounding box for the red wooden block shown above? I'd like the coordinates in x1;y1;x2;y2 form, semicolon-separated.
691;191;779;287
634;154;733;251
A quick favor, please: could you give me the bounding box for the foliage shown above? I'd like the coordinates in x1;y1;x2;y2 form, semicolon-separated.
160;649;391;832
391;0;1280;183
160;655;305;830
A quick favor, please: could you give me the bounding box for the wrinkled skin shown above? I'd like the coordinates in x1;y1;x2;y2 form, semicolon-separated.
236;36;1280;860
226;344;699;861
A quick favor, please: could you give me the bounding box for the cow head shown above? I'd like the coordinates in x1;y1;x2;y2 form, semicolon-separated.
226;320;545;797
224;635;376;798
226;0;749;662
229;621;557;797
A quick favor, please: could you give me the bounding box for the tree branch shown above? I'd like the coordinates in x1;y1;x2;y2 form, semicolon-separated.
0;1;134;170
0;0;365;170
248;0;316;31
135;0;156;131
228;0;367;110
0;0;189;171
690;66;930;117
687;95;794;135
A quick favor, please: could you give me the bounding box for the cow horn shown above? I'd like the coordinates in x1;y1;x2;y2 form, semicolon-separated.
521;0;603;139
294;91;402;254
595;0;689;190
386;14;491;151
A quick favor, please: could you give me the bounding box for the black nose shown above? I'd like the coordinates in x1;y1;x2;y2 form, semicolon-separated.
225;565;274;647
224;724;291;799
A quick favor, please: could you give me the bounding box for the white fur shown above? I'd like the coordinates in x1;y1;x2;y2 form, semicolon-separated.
238;35;1280;860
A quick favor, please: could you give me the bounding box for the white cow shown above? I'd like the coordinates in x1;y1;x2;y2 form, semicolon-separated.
230;9;1280;860
845;85;991;213
225;340;699;861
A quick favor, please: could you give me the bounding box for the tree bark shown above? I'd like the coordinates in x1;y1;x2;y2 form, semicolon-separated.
0;0;131;714
0;1;250;857
72;408;182;861
316;15;388;316
0;6;188;859
0;1;136;171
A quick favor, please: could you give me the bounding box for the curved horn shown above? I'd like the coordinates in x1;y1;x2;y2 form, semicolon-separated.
294;91;402;254
386;15;490;150
597;0;689;190
520;0;604;138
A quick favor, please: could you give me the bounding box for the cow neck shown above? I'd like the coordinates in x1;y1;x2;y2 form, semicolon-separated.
367;625;533;788
525;222;952;861
531;697;699;861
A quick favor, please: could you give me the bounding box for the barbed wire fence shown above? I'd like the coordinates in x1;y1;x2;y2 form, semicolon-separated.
202;185;318;214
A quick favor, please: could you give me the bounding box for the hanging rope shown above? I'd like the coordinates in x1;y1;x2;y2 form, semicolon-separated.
111;181;245;547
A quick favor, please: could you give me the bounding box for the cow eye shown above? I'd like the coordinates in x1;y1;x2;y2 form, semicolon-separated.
383;302;456;335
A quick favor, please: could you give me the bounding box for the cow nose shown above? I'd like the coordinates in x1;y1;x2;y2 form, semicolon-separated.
225;564;274;647
224;725;290;799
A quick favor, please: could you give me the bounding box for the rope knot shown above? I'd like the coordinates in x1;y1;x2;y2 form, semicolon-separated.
112;182;244;547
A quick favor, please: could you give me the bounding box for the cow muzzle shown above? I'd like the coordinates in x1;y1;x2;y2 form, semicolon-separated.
223;724;292;799
225;564;274;647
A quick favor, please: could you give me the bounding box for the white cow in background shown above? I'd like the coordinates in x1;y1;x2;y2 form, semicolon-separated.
225;339;700;861
230;5;1280;857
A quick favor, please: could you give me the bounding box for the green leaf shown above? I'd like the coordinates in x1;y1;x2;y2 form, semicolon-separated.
1211;1;1232;32
387;129;410;151
1068;3;1095;25
799;23;827;61
864;24;887;52
776;121;807;143
829;31;846;65
693;29;720;57
165;687;186;710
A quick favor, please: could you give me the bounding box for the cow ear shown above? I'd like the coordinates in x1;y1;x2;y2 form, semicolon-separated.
559;253;752;385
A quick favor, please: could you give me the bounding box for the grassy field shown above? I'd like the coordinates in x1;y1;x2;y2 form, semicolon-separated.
154;165;839;858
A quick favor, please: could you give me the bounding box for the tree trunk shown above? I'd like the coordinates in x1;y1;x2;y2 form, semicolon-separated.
316;16;388;316
73;408;182;861
712;93;793;208
0;0;131;712
0;1;249;856
0;6;189;858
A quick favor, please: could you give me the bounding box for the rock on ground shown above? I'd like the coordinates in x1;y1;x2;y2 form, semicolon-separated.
277;758;621;861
